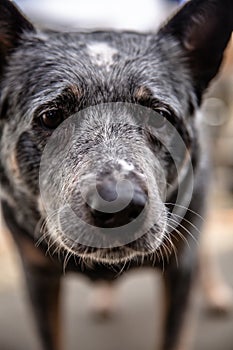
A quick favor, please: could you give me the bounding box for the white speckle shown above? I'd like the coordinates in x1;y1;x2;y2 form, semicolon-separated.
87;42;118;72
118;159;134;172
36;31;49;41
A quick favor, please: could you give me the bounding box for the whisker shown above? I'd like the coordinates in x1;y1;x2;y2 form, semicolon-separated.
171;212;202;236
166;222;191;250
165;202;204;221
164;231;179;267
158;246;165;273
115;259;128;278
168;217;199;245
63;249;73;274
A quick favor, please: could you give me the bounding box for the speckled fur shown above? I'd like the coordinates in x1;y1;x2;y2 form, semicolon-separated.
0;1;232;349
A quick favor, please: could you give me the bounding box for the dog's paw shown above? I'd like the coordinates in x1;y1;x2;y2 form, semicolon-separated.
88;282;116;320
205;281;233;316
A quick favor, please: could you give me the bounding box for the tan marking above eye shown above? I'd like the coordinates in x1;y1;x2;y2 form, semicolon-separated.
68;84;83;99
9;151;20;178
134;86;152;101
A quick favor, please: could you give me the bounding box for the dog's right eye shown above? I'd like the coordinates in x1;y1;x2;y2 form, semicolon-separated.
40;109;64;129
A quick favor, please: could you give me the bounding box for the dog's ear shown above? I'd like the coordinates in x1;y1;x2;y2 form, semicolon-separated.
0;0;35;69
159;0;233;102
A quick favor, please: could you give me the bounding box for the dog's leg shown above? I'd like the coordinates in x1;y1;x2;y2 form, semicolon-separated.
1;201;62;350
89;280;116;319
14;242;63;350
160;191;203;350
199;243;233;314
22;261;62;350
161;260;196;350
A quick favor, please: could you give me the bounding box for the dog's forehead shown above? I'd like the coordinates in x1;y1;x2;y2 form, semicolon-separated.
6;31;152;97
44;30;150;57
86;41;119;71
3;29;194;118
13;31;153;88
27;31;176;86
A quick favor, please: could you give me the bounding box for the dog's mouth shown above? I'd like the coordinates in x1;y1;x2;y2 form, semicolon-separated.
42;209;168;264
73;246;153;264
54;237;166;264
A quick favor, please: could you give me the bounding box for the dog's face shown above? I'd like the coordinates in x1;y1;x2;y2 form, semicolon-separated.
0;0;232;264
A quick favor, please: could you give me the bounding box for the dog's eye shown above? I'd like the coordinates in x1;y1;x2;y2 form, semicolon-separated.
152;108;171;129
154;108;171;120
40;110;64;129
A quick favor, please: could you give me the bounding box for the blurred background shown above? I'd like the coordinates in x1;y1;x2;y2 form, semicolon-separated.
0;0;233;349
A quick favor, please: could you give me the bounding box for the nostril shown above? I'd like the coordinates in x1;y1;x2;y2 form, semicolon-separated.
128;191;147;220
89;207;115;222
129;205;143;220
86;180;148;228
133;190;147;208
96;179;118;202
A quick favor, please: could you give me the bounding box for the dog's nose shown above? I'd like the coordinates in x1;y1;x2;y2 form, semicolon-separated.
87;177;147;228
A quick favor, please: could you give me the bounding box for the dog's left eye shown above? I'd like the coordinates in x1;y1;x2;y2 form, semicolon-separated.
40;109;64;129
152;108;171;129
155;108;171;120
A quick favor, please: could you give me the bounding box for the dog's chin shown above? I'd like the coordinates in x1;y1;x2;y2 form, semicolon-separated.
65;246;156;265
82;246;159;264
48;228;166;265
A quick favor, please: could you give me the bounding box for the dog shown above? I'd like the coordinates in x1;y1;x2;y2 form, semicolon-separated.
0;0;232;349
